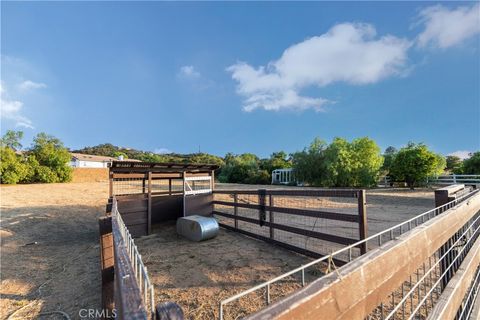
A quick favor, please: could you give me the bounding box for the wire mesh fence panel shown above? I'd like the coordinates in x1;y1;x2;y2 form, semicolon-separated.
213;190;362;260
113;178;146;196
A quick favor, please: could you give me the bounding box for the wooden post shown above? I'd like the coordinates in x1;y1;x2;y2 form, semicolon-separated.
434;186;462;290
259;189;267;227
210;170;215;191
168;178;172;195
147;172;152;235
358;190;368;255
142;177;146;194
99;216;114;318
182;171;186;217
269;195;274;239
109;171;113;198
234;193;238;229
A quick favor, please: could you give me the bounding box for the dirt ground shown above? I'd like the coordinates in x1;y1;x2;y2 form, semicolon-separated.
0;181;436;320
0;182;108;320
136;223;316;320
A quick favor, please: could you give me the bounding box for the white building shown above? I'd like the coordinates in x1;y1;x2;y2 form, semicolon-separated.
70;153;140;168
271;168;296;185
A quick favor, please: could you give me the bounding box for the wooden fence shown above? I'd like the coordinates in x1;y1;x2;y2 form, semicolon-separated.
213;189;367;264
248;188;480;320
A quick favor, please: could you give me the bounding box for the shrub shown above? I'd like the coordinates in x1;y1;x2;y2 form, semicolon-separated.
0;147;28;184
29;133;72;183
390;143;445;189
0;131;73;184
462;152;480;174
292;137;383;188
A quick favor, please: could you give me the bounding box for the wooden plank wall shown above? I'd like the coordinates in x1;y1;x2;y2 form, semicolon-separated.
184;194;213;217
116;195;148;237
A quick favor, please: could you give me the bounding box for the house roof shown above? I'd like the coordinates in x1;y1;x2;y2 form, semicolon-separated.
71;153;141;163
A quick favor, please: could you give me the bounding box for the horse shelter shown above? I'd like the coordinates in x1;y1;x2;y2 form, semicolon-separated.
100;161;371;319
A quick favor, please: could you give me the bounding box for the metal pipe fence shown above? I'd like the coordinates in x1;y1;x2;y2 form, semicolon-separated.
456;265;480;320
218;188;480;320
376;212;480;320
112;197;155;319
429;174;480;185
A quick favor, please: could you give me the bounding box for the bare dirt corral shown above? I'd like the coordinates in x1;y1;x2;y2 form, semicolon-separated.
1;182;435;320
1;182;107;320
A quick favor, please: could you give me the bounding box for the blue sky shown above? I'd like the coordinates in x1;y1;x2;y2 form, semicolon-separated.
1;1;479;158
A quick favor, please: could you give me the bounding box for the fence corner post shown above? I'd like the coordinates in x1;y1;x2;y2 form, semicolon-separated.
269;194;274;240
358;190;368;255
99;216;114;318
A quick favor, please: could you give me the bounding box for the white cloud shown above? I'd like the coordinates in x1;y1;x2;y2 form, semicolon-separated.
179;65;201;79
228;23;411;112
0;83;34;129
416;4;480;49
18;80;47;91
448;150;473;160
154;148;172;154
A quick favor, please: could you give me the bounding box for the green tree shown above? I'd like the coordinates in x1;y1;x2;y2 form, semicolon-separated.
382;146;397;171
323;137;354;187
0;130;24;150
350;137;384;187
190;153;225;167
390;143;446;189
293;137;383;187
260;151;292;174
445;155;463;174
29;133;73;183
322;137;383;187
0;146;29;184
462;152;480;174
292;138;327;186
218;153;266;184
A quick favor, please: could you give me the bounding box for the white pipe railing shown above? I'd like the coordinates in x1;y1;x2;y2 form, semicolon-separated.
429;174;480;185
218;188;480;320
112;198;155;319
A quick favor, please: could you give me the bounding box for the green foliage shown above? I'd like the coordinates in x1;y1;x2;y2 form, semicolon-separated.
0;130;24;150
445;155;463;174
189;153;225;167
381;146;397;174
292;137;383;187
0;132;72;184
0;146;29;184
390;143;445;189
74;143;222;165
29;133;72;183
260;151;292;174
291;138;327;186
218;152;290;184
323;137;383;187
462;152;480;174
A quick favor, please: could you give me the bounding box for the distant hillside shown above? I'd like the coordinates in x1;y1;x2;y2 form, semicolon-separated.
73;143;224;166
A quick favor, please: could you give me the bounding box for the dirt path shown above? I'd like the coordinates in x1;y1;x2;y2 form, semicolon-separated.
1;182;108;320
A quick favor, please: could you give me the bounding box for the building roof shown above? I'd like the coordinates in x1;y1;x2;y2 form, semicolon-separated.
109;160;219;173
71;153;141;162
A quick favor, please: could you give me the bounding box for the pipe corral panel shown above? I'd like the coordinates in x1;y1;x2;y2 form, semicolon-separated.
176;215;219;242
